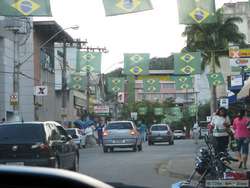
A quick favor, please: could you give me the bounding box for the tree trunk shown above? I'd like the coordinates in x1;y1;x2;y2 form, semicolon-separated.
210;52;217;115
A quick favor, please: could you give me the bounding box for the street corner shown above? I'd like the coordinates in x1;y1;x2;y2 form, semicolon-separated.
156;158;199;180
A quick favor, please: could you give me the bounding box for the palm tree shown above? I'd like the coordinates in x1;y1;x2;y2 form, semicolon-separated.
182;9;246;114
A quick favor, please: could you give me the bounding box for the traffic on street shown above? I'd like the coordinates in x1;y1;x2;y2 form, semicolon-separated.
0;0;250;188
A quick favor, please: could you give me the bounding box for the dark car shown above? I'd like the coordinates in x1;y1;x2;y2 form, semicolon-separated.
0;121;79;171
148;124;174;145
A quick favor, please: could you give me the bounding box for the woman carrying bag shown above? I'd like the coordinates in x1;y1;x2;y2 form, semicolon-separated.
233;109;250;169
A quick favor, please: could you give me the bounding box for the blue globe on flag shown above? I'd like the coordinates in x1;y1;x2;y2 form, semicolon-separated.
20;0;33;14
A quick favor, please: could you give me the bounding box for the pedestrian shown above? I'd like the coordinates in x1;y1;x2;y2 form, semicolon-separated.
139;120;147;142
233;109;250;169
192;121;200;144
96;119;105;146
0;118;5;124
210;107;231;154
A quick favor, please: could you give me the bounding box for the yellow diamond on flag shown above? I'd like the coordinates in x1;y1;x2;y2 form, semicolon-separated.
81;65;94;72
180;84;189;89
73;76;82;82
112;79;121;84
73;84;82;90
147;79;156;85
180;53;194;63
116;0;141;12
130;54;143;64
213;80;222;85
179;77;188;82
11;0;40;16
81;53;95;61
147;86;156;92
189;7;210;24
181;65;195;74
112;86;120;92
129;66;143;75
211;74;219;79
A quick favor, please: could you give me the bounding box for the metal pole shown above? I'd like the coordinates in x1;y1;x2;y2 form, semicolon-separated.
62;41;67;121
86;69;90;119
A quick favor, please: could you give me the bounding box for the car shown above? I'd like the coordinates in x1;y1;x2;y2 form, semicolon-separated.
0;121;79;171
148;124;174;145
66;128;86;149
102;121;142;152
173;130;185;139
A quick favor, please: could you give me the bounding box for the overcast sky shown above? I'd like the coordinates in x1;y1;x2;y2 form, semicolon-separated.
36;0;246;73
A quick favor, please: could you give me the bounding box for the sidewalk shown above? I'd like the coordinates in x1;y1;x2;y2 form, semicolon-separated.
165;142;250;180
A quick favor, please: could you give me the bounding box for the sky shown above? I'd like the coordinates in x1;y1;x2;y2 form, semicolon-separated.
36;0;247;73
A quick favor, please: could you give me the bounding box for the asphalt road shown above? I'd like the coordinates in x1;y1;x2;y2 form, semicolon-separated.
79;139;201;188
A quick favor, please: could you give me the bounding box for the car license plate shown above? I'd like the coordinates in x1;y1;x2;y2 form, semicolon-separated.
156;137;163;140
6;162;24;166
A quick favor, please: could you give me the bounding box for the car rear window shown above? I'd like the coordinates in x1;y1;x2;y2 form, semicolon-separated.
151;126;168;131
174;130;183;133
0;123;45;142
106;123;133;130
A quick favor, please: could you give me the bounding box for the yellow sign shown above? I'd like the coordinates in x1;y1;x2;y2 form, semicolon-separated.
240;49;250;57
137;75;172;81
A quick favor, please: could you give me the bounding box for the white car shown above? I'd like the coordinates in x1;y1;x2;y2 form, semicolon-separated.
173;130;185;139
66;128;86;148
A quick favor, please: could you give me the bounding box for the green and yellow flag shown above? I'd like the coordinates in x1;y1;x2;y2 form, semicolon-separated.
177;0;216;24
0;0;52;16
174;52;202;75
143;79;160;92
154;107;163;116
107;77;125;93
103;0;153;16
77;51;102;73
207;73;225;87
138;107;147;115
124;53;150;75
69;73;85;91
175;76;193;90
170;107;183;120
188;104;198;117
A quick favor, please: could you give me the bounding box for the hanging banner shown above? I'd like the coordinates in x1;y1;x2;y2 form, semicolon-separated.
175;76;193;89
69;73;85;91
188;104;198;117
0;0;52;16
77;51;102;73
207;73;225;87
143;79;160;92
174;52;202;75
103;0;153;16
138;107;147;115
177;0;216;24
154;107;163;116
124;53;150;75
107;77;125;93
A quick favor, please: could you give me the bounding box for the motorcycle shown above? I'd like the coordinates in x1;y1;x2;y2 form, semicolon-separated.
172;135;249;188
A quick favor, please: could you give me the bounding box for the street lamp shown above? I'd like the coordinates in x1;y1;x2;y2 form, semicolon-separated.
12;24;79;119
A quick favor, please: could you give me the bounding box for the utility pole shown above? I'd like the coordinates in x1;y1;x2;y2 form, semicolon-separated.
61;41;67;121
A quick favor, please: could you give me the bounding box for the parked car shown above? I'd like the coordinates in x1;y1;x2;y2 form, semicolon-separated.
0;121;79;171
66;128;86;148
148;124;174;145
173;130;185;139
102;121;142;153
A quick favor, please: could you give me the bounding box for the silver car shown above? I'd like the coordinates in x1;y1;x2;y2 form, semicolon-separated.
148;124;174;145
102;121;142;153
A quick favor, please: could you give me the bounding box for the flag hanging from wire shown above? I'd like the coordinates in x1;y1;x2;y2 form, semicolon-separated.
177;0;216;24
175;76;193;90
107;77;125;93
103;0;153;16
0;0;52;16
207;73;225;87
76;51;102;73
69;72;85;91
174;52;202;75
143;79;160;92
124;53;150;75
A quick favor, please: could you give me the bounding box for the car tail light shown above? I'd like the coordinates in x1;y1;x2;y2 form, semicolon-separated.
103;130;109;137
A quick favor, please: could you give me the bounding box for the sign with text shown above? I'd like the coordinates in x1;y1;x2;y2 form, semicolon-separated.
94;106;110;116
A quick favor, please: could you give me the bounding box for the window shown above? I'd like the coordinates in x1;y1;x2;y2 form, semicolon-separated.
151;126;168;131
106;123;133;130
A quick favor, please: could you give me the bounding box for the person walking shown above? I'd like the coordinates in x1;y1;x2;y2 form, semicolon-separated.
192;121;200;144
210;107;231;154
233;109;250;169
139;121;147;142
96;119;105;146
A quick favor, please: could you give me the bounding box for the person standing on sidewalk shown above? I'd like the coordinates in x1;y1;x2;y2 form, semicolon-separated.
192;122;200;144
210;107;231;154
233;109;250;169
96;119;105;146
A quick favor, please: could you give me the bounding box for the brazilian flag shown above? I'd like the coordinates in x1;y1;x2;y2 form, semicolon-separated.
177;0;216;24
107;77;125;93
103;0;153;16
0;0;52;16
207;73;225;87
69;73;85;91
175;76;193;90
